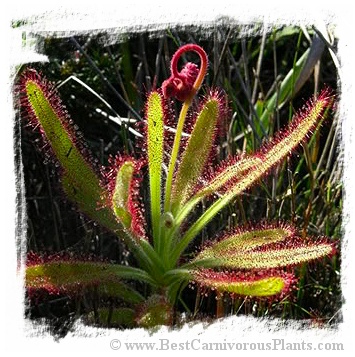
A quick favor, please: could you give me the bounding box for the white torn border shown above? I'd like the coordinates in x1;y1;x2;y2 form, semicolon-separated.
1;0;354;355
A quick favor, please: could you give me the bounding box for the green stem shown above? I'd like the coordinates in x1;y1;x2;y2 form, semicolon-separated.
164;102;191;213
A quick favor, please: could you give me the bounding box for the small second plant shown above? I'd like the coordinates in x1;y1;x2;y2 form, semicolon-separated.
20;43;336;328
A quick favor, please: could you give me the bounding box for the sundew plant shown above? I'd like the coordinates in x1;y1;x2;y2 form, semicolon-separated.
17;30;340;331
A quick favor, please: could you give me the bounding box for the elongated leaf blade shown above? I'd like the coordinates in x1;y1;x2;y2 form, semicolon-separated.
196;225;295;261
171;96;220;209
146;91;164;239
112;160;135;228
194;156;263;199
61;173;120;233
192;269;296;297
104;156;146;239
212;89;332;202
194;241;334;270
20;70;121;233
26;259;156;297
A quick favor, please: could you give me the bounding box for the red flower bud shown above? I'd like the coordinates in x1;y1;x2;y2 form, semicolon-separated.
162;44;207;102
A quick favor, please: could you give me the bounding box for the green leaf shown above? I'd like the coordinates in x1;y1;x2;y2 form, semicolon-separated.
111;160;135;228
61;173;119;233
222;277;285;296
171;97;220;210
192;269;293;297
146;91;164;242
23;72;122;234
193;242;334;270
195;226;294;261
26;260;156;295
187;156;263;206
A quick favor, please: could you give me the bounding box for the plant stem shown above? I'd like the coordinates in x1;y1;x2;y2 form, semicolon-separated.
164;101;191;213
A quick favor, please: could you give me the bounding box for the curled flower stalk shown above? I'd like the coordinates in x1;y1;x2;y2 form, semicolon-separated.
162;43;208;103
19;42;337;330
